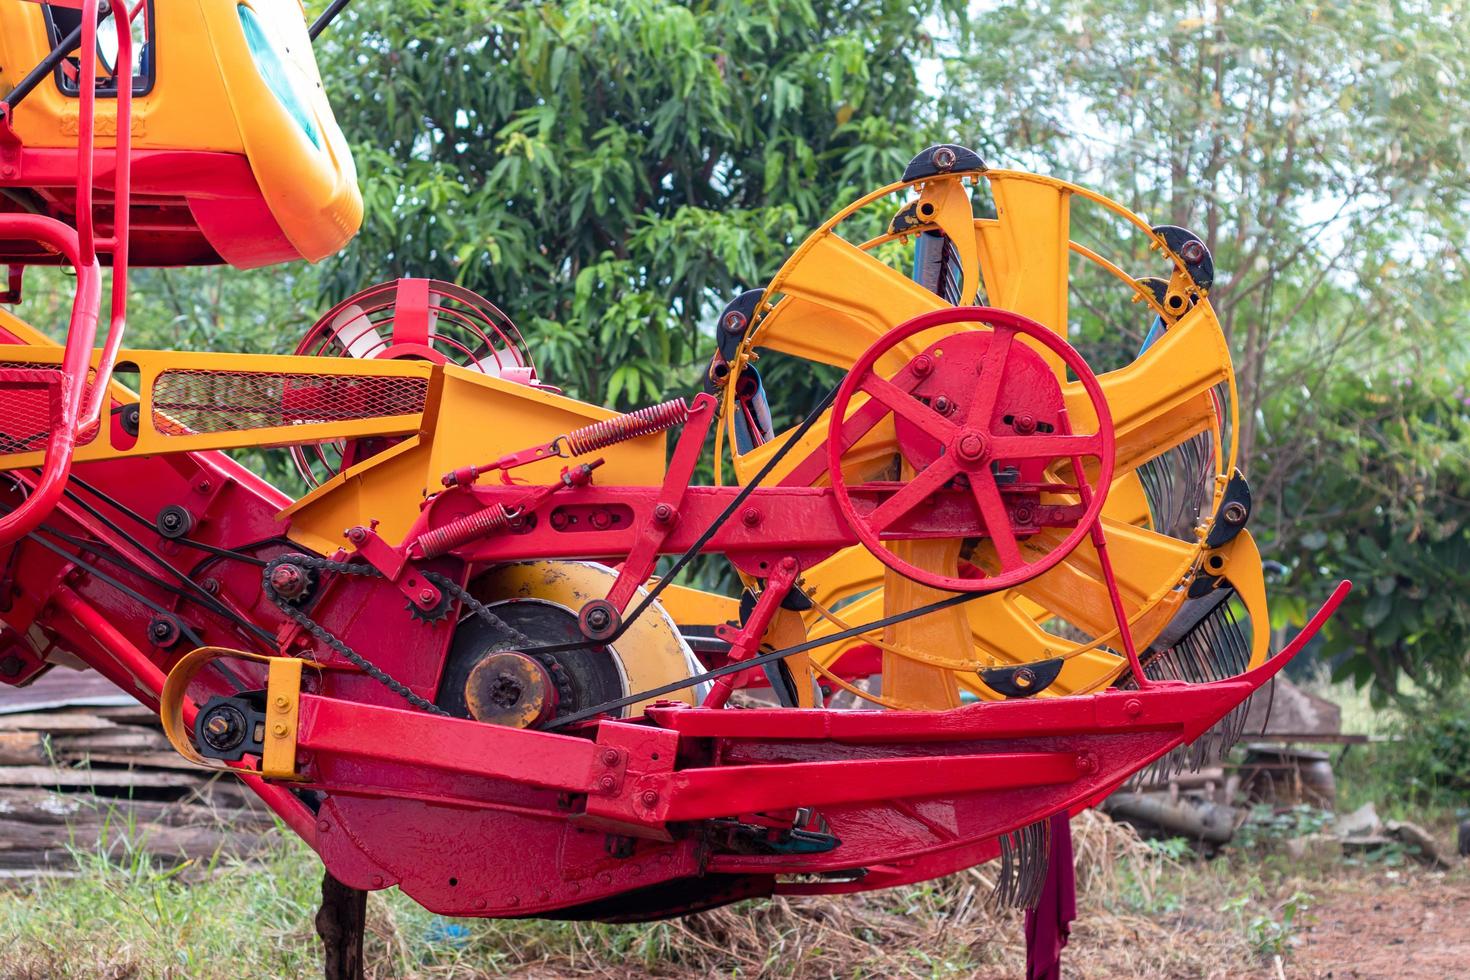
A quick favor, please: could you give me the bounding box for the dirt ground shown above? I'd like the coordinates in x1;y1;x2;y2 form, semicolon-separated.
1292;867;1470;979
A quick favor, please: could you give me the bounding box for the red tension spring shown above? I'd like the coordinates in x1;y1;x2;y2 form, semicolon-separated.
562;397;690;457
441;397;690;488
412;503;516;559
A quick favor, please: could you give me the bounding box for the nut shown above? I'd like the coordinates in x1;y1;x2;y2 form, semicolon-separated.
1180;240;1206;264
1222;501;1248;524
932;145;957;170
911;354;933;377
741;507;761;527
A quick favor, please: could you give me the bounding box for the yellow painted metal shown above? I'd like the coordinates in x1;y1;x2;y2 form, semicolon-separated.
282;363;668;555
262;655;304;778
0;325;431;469
470;561;703;716
720;165;1245;702
0;0;360;262
159;645;308;779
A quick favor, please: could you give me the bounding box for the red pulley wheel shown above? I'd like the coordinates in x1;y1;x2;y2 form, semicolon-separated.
826;306;1116;593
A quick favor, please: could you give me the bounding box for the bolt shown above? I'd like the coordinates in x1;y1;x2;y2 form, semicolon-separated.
202;578;220;595
957;433;987;461
1014;505;1034;525
1076;752;1098;774
418;588;437;605
722;311;746;335
206;715;231;736
1012;412;1037;435
653;503;675;524
589;508;612;529
372;875;385;888
933;395;953;415
0;654;20;677
196;480;212;493
272;723;288;737
780;556;798;572
598;774;617;792
1123;698;1143;719
345;526;368;544
741;507;761;527
270;564;307;599
932;145;957;171
275;696;290;709
641;790;659;808
911;353;933;377
601;748;620;767
550;510;570;530
317;819;331;832
1222;501;1248;524
1181;240;1206;265
586;607;612;632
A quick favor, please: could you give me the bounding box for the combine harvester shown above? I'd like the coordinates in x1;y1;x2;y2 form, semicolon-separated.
0;1;1346;974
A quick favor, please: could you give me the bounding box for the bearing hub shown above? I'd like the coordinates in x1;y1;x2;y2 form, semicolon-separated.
464;651;558;728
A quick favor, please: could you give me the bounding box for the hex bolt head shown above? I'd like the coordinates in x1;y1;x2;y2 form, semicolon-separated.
1222;501;1248;524
1012;412;1037;435
911;353;933;377
602;749;620;767
1181;240;1206;264
933;395;953;415
932;145;958;170
598;775;617;792
741;507;761;527
653;503;675;524
641;790;660;808
418;588;437;605
1124;698;1143;718
722;311;746;335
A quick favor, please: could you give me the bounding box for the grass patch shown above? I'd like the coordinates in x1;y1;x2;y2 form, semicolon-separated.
0;812;1279;979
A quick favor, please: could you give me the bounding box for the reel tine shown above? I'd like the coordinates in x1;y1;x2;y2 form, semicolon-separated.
986;819;1052;911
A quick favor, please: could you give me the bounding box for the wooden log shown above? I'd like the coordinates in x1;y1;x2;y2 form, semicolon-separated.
0;731;47;765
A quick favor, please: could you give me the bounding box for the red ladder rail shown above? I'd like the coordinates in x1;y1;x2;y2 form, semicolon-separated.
0;0;136;545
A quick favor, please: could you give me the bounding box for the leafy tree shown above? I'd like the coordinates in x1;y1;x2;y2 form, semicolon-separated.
942;0;1470;697
314;0;959;408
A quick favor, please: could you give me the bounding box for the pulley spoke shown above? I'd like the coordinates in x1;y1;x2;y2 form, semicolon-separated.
992;433;1104;461
970;467;1024;570
967;324;1016;429
859;372;956;443
864;455;961;533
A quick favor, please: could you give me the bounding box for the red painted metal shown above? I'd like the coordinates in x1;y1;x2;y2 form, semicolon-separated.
827;306;1115;592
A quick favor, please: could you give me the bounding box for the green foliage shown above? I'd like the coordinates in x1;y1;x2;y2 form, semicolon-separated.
313;0;958;409
1233;804;1334;851
1271;376;1470;699
1222;888;1313;957
945;0;1470;697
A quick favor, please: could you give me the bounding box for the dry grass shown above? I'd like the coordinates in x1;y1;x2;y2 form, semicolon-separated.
0;810;1285;979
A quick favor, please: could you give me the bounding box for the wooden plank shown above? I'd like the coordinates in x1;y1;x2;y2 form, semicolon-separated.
0;731;47;765
63;752;212;770
0;765;206;789
0;712;118;733
50;730;172;752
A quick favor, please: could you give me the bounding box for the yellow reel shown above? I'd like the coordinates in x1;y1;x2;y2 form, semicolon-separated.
717;155;1268;706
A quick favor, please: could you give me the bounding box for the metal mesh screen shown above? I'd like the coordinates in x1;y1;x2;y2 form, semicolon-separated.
151;370;429;436
0;367;63;454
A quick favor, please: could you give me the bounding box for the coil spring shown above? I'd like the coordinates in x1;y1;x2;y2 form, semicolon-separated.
415;503;516;559
563;397;689;456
